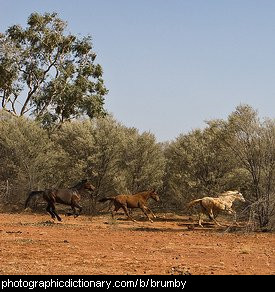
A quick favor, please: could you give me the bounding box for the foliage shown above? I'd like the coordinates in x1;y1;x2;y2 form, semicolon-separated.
219;105;275;229
163;123;243;207
119;129;165;193
162;105;274;230
0;101;274;229
0;111;61;202
0;112;165;213
51;117;165;212
0;12;107;128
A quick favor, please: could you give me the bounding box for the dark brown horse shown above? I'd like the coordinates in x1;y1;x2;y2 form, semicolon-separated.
99;190;160;222
25;179;95;221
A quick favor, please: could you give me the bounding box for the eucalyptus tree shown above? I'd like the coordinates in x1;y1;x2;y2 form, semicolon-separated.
0;12;107;128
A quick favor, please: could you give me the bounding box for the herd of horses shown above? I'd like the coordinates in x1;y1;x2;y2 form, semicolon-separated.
24;179;246;228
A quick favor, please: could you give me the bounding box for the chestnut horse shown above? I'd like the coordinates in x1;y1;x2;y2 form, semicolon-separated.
99;190;160;222
25;179;95;221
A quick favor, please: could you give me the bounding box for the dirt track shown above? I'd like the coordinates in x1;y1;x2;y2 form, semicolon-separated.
0;212;274;275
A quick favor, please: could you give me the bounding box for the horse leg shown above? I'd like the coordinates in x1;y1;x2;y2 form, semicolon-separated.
50;203;62;222
111;204;120;220
73;202;82;217
230;209;239;226
145;205;157;219
209;209;223;227
46;203;56;220
66;209;74;216
121;205;137;222
198;212;203;227
65;204;80;217
111;209;116;219
66;206;76;217
140;205;154;223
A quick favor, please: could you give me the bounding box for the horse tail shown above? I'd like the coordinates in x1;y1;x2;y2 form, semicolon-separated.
25;191;44;209
187;198;203;208
98;197;115;203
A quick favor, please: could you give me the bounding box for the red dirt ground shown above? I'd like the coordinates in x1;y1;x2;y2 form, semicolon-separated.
0;212;274;275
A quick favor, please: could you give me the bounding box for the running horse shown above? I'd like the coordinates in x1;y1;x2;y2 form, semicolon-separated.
25;179;95;221
99;190;160;222
188;190;245;227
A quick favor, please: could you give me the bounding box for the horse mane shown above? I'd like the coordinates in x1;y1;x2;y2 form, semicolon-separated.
132;190;155;196
218;190;239;197
71;179;87;190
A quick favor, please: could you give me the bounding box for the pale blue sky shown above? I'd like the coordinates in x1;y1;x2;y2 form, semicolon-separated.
1;0;275;141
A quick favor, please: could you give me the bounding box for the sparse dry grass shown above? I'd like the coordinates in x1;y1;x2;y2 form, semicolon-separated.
0;213;274;275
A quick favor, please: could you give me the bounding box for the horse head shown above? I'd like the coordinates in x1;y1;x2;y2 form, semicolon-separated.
221;190;245;202
81;179;95;192
234;191;245;202
150;189;160;202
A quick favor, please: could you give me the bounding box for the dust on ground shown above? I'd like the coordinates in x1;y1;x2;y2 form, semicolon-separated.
0;212;274;275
